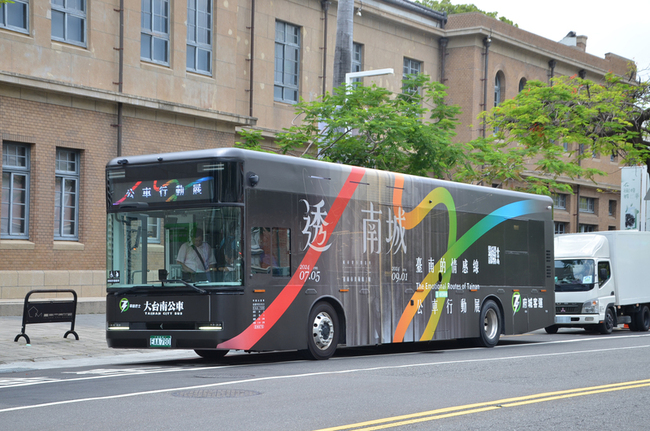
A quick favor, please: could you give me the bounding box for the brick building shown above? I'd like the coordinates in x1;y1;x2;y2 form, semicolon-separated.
0;0;634;301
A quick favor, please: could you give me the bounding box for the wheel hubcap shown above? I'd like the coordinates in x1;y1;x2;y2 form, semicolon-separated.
312;312;334;350
484;308;498;340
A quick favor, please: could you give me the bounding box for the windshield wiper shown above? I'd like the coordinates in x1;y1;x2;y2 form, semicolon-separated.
109;280;207;294
161;279;207;294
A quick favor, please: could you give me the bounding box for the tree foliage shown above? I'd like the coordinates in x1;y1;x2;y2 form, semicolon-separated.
416;0;517;26
456;73;650;194
276;75;465;178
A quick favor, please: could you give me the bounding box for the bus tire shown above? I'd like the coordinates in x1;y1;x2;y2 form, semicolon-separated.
305;302;338;360
544;325;559;334
597;308;615;334
194;349;229;360
477;300;501;348
635;305;650;332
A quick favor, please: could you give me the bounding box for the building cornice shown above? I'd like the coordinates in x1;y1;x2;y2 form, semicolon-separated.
0;71;256;127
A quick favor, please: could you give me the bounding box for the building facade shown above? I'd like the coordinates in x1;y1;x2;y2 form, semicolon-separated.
0;0;633;301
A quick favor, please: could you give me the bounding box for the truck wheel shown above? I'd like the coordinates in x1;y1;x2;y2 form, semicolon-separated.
194;349;229;360
305;302;339;360
544;325;559;334
477;300;501;347
635;305;650;332
597;308;615;335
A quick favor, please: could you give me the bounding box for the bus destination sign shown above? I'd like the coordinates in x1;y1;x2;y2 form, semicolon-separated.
111;176;214;206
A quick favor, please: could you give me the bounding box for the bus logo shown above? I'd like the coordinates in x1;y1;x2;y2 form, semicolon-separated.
512;292;521;313
119;298;130;313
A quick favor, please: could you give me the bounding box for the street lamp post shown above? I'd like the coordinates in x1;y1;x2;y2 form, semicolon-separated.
344;68;394;91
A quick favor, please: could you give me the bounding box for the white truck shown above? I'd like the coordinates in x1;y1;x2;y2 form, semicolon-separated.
547;231;650;334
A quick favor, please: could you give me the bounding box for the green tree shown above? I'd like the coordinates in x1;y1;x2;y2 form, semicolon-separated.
416;0;517;26
457;73;650;194
277;74;465;178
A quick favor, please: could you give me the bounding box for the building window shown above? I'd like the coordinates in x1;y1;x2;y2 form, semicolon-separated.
403;57;421;77
187;0;212;75
494;71;507;106
554;222;566;234
518;78;527;92
51;0;86;46
274;21;300;103
552;193;567;210
494;75;502;107
141;0;170;65
1;143;30;239
579;196;595;214
351;43;363;84
402;57;421;93
579;224;596;233
0;0;28;33
609;200;617;217
610;151;617;162
54;148;80;240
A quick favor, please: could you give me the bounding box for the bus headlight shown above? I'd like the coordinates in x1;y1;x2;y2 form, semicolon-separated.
108;322;130;330
198;323;223;331
582;300;599;314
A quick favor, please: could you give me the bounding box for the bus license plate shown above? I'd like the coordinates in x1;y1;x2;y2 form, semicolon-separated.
150;335;172;348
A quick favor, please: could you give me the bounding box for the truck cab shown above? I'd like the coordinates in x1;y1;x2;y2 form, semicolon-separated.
549;231;650;335
550;234;615;334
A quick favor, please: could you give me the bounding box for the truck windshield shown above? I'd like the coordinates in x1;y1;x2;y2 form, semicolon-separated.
554;259;595;292
106;207;242;289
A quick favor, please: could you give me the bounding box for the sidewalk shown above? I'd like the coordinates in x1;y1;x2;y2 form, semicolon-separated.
0;297;106;317
0;313;195;372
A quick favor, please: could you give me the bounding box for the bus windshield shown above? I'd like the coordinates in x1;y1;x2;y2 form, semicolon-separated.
107;207;242;288
554;259;595;292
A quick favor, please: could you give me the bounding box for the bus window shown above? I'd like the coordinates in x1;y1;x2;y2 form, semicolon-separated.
251;227;290;276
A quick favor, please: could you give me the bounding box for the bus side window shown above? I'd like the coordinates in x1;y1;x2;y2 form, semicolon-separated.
251;227;291;276
598;261;611;287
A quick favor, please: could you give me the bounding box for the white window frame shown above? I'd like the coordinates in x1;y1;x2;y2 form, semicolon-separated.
274;21;300;103
54;148;80;240
403;57;421;77
0;0;29;34
351;43;363;84
579;196;595;214
554;222;566;235
141;0;170;66
552;193;567;210
51;0;87;47
186;0;212;75
1;143;30;239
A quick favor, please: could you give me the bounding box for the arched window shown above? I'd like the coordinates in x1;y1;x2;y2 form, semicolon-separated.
518;77;527;92
494;71;505;107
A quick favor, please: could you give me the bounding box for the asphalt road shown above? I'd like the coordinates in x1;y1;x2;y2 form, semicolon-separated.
2;327;650;430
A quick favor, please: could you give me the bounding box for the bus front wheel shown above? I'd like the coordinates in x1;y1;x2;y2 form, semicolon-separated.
305;302;339;360
477;300;501;348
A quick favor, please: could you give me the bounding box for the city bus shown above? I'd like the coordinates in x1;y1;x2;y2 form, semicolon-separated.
106;148;555;359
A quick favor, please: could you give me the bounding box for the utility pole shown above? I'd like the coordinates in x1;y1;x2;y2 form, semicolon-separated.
333;0;354;89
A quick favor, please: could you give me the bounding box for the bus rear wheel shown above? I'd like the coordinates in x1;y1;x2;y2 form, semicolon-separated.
305;302;339;360
477;300;501;348
194;349;229;360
